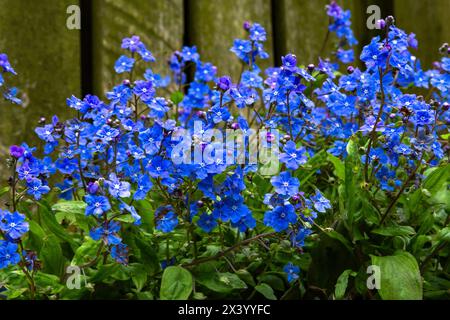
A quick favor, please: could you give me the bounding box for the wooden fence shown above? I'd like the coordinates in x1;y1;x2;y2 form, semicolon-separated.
0;0;448;176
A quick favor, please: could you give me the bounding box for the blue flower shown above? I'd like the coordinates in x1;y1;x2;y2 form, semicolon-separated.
230;39;252;61
26;178;50;200
84;195;111;217
55;157;78;175
114;55;135;73
249;23;267;42
119;201;141;226
155;210;178;233
414;109;434;126
121;35;143;52
310;190;331;213
279;141;307;170
111;243;129;265
0;211;29;240
283;262;300;283
90;221;122;245
271;172;300;197
0;241;21;269
197;213;217;233
106;173;131;198
181;46;200;63
133;174;152;200
195;62;217;82
264;204;297;232
281;54;297;72
241;70;263;88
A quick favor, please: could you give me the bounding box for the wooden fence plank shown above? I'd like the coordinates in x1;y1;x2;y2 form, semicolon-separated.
394;0;449;68
0;0;81;176
274;0;395;67
92;0;184;96
273;0;333;66
187;0;274;79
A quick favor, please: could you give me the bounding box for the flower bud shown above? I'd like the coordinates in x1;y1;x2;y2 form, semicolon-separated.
385;15;395;26
217;76;232;91
347;66;354;74
307;64;315;72
376;19;386;29
10;145;25;159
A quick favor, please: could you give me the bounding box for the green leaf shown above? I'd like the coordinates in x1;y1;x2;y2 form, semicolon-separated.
0;186;10;197
170;91;184;105
335;269;356;300
72;238;101;265
129;263;148;292
40;234;66;276
371;251;423;300
160;266;193;300
324;230;353;252
422;164;450;194
52;201;86;215
372;226;416;237
39;203;78;250
255;283;277;300
327;153;345;180
196;271;247;294
235;269;256;287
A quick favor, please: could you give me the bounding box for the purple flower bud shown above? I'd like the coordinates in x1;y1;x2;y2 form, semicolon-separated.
87;181;100;195
243;21;251;31
231;122;240;130
376;19;386;29
197;200;204;208
307;64;315;72
266;132;275;142
291;194;300;202
347;66;354;74
10;145;25;159
122;79;131;86
196;111;206;118
443;102;449;111
217;76;232;91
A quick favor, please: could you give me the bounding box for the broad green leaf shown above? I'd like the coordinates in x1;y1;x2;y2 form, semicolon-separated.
39;203;78;249
236;269;256;287
255;283;277;300
372;226;416;237
327;153;345;180
129;263;148;292
324;230;353;252
196;271;247;294
160;266;193;300
72;238;101;265
335;269;356;300
371;251;422;300
40;234;66;276
256;273;285;291
52;201;86;215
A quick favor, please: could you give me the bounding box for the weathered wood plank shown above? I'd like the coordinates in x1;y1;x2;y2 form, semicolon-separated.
273;0;333;65
394;0;449;68
92;0;184;95
274;0;395;67
187;0;274;78
0;0;81;175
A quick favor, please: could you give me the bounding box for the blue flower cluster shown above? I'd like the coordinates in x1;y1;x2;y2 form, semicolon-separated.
1;2;448;281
